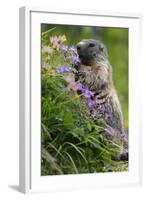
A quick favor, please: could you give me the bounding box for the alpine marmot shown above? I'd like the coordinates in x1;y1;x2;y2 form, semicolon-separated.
76;39;124;131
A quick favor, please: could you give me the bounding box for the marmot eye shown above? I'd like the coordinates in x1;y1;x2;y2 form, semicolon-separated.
88;43;95;47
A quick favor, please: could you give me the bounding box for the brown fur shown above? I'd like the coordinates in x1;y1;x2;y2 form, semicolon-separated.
76;39;124;130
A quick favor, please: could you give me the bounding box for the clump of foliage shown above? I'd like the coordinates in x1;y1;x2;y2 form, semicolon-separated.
41;29;128;175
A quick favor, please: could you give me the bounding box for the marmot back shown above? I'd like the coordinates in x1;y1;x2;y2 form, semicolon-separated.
76;39;123;131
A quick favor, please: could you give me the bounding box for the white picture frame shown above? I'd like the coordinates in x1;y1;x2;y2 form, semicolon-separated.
19;6;143;194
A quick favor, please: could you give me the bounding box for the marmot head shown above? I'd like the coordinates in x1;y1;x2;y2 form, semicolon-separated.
76;39;108;66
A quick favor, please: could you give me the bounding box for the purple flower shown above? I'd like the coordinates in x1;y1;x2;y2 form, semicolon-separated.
120;130;128;135
105;127;113;135
69;55;77;62
95;98;100;104
87;100;94;108
59;45;68;54
95;98;106;105
76;58;81;64
100;104;106;111
69;55;81;64
124;130;128;135
123;137;128;143
76;82;84;92
69;45;77;52
83;89;94;99
56;65;71;73
120;130;128;143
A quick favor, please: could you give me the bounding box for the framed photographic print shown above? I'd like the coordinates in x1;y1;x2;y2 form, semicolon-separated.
19;7;142;193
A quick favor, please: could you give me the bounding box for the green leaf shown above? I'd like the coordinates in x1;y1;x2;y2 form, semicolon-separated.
63;112;73;127
87;122;92;132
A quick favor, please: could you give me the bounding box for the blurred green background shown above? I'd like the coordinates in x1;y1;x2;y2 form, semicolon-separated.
41;24;128;130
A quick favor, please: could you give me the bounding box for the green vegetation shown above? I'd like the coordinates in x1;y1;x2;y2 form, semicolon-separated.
41;25;128;175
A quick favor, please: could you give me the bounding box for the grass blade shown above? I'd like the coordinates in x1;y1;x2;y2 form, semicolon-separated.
65;142;88;164
63;151;78;174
